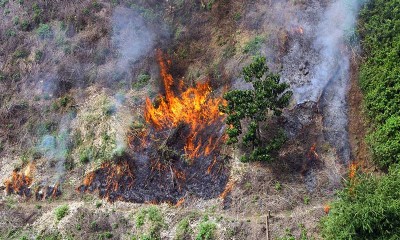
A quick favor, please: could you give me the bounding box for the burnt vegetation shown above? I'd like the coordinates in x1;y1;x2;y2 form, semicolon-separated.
1;0;398;239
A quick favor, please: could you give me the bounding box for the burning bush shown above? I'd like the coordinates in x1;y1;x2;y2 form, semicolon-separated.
79;51;230;203
3;163;34;197
145;50;226;159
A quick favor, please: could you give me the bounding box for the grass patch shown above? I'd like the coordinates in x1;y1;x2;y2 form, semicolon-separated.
133;73;151;89
196;220;216;240
243;35;265;54
54;204;69;221
134;206;166;240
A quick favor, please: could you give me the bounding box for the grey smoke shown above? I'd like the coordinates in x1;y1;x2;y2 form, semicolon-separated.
294;0;365;103
110;7;158;155
112;7;156;72
293;0;365;162
38;114;73;183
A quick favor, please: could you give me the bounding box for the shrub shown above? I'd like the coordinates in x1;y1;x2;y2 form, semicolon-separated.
220;56;291;162
36;23;53;39
79;148;92;164
175;218;192;240
0;0;9;8
20;20;29;31
98;232;113;239
133;73;151;89
35;50;44;62
32;3;42;24
367;116;400;168
6;29;16;37
243;35;265;54
358;0;400;168
54;205;69;221
13;49;29;59
196;221;216;240
321;166;400;239
135;206;165;239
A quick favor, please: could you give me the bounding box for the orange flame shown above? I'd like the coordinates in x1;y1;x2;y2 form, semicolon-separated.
308;143;319;160
4;162;34;196
349;162;357;180
207;157;218;174
324;204;331;214
175;197;185;207
144;50;225;159
79;161;134;200
293;26;304;35
219;180;235;200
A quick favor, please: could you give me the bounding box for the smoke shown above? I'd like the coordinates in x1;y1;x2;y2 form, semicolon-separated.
111;7;156;73
292;0;365;162
38;114;73;183
294;0;365;103
109;7;159;155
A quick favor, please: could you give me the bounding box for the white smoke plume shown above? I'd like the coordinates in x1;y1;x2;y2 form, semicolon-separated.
112;7;156;72
38;114;73;183
293;0;366;162
294;0;365;103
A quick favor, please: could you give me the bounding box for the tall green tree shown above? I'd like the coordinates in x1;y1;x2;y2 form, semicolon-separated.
220;56;292;162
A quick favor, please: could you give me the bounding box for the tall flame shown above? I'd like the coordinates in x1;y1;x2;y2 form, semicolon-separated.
145;50;225;158
4;162;34;196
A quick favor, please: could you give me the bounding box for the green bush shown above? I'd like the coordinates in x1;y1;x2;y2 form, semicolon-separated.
54;205;69;221
358;0;400;168
175;218;191;240
321;166;400;239
13;49;29;59
367;116;400;168
321;2;400;239
36;23;53;39
243;35;265;54
0;0;8;8
20;19;29;31
133;73;151;89
220;56;291;162
196;221;216;240
32;3;42;24
98;232;113;239
35;50;44;62
135;206;165;239
79;148;92;164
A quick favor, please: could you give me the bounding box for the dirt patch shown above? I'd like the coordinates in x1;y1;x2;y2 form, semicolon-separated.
347;56;374;171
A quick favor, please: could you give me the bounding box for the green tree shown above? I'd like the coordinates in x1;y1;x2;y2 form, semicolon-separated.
219;56;292;162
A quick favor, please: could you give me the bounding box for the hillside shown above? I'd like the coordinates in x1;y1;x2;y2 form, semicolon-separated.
0;0;398;239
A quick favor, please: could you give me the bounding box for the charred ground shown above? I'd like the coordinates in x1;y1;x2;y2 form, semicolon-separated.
0;0;367;239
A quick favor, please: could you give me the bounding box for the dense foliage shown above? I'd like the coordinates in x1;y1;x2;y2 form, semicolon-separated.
219;56;292;162
322;1;400;239
321;166;400;239
358;0;400;168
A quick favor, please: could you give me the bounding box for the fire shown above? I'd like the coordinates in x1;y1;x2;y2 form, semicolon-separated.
349;162;357;180
293;26;304;35
308;143;319;160
79;160;135;201
145;50;225;159
4;162;34;197
79;51;230;204
219;180;235;200
324;204;331;214
207;157;218;174
175;197;185;207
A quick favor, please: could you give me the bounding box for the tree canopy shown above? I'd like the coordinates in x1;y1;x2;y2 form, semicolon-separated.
219;56;292;162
